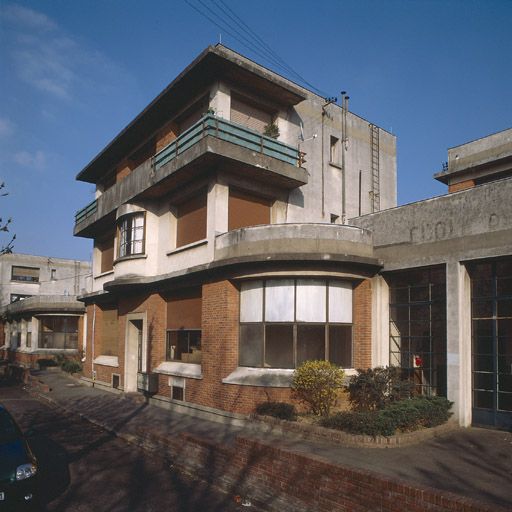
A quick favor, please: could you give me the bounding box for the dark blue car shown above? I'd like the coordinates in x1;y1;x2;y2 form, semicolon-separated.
0;404;38;509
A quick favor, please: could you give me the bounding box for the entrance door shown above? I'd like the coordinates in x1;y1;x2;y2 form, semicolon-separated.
125;319;144;393
469;259;512;429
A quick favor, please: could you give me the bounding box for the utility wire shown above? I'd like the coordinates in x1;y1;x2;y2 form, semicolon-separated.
213;0;328;97
184;0;332;98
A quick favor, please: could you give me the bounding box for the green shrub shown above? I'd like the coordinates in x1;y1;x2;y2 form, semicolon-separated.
255;401;297;421
320;396;453;437
348;366;413;411
61;359;82;374
292;360;345;416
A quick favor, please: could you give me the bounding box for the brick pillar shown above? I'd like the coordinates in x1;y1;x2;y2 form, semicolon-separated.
353;279;372;369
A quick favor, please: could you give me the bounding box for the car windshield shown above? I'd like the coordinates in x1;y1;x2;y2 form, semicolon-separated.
0;409;21;444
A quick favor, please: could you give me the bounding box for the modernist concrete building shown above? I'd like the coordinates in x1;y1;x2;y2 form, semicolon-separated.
73;44;511;429
0;253;91;368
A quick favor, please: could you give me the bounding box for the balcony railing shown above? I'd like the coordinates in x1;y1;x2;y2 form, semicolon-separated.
75;115;302;227
75;198;98;225
153;114;301;171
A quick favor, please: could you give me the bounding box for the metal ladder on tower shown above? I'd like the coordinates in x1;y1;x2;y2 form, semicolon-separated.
369;124;380;212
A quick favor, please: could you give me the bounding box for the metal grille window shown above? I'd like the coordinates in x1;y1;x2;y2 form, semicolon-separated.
118;213;145;258
239;279;353;369
387;266;446;397
468;258;512;428
11;266;39;282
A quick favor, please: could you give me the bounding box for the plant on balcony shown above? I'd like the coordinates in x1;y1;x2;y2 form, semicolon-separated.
263;122;280;139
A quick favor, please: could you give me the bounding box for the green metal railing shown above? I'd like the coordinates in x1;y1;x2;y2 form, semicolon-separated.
75;115;301;227
153;114;300;171
75;198;97;225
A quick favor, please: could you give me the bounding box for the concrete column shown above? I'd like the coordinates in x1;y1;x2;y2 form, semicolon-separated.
446;261;472;426
207;180;229;260
31;317;39;350
20;319;27;349
371;275;390;367
209;81;230;120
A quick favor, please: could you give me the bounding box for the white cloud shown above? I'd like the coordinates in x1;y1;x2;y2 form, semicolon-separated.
13;150;47;170
2;4;57;31
2;4;131;101
0;118;14;138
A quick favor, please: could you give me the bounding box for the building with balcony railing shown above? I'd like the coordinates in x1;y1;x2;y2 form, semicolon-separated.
73;44;512;430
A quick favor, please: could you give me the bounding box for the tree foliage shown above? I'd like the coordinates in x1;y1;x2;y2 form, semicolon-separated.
0;182;15;254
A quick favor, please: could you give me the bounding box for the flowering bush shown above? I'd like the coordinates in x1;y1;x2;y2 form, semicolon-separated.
292;360;345;416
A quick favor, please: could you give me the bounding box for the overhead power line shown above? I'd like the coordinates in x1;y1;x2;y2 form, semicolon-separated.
183;0;332;98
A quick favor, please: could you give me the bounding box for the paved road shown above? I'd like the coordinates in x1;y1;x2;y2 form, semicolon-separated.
0;380;256;512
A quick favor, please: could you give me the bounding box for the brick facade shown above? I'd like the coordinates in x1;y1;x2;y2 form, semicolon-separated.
85;276;372;415
448;179;475;193
352;279;372;370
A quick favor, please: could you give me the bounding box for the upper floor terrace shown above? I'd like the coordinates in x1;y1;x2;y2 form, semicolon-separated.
74;113;308;238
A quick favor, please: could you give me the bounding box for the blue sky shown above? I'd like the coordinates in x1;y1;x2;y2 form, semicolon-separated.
0;0;511;261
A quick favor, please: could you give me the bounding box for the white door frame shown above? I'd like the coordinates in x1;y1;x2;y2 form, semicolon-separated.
124;312;147;393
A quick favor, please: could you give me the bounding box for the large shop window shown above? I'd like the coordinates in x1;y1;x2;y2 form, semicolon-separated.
239;280;353;369
387;266;447;397
118;213;145;258
166;288;202;364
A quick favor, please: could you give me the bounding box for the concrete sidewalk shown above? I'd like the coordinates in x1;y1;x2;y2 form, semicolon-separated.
27;369;512;511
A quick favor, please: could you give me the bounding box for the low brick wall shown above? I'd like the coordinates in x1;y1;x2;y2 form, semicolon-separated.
131;429;502;512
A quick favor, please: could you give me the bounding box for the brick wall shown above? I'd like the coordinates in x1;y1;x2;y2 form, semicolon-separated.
448;179;475;193
139;431;499;512
353;279;372;369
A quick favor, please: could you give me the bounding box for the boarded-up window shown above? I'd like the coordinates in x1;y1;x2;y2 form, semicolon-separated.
101;308;118;356
230;94;272;133
97;232;115;273
228;189;271;231
176;193;207;247
11;266;39;282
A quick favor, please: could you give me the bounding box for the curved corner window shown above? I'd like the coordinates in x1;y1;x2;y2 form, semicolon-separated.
118;213;145;258
239;279;353;369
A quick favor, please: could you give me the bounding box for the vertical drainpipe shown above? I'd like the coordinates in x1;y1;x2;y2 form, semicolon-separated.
91;304;96;387
341;92;349;224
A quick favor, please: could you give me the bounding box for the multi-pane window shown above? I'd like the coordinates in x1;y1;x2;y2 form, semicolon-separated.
468;258;512;427
387;266;446;397
39;316;78;349
11;266;39;282
239;279;353;369
118;213;145;258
